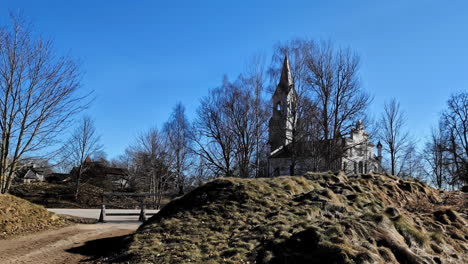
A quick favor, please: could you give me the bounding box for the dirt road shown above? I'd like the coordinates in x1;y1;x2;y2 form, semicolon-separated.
0;223;138;264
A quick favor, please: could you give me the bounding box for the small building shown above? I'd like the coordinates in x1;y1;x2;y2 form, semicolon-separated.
70;157;130;190
23;169;44;183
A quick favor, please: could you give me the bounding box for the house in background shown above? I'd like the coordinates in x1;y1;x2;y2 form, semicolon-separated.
70;157;130;190
23;168;45;183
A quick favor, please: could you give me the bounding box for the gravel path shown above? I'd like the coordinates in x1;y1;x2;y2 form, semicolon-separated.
0;209;159;264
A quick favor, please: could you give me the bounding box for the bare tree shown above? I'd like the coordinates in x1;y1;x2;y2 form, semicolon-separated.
441;91;468;187
163;103;192;195
423;125;449;188
192;78;236;177
378;99;410;176
60;116;102;199
244;55;269;178
193;70;269;179
128;127;173;209
0;15;87;193
305;41;371;170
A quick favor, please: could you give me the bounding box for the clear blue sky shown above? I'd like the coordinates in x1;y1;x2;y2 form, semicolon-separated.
1;0;467;159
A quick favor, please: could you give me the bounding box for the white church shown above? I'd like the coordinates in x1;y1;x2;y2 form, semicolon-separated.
268;56;382;176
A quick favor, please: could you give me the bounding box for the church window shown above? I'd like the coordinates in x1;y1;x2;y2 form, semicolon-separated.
276;102;281;112
358;161;363;174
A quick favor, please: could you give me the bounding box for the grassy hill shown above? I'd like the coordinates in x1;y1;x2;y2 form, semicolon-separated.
111;172;467;264
0;194;69;239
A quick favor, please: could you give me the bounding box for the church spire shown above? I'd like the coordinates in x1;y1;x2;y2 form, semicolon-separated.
279;55;293;89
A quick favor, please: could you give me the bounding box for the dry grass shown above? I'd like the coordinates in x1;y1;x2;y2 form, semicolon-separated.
108;172;467;264
0;194;69;239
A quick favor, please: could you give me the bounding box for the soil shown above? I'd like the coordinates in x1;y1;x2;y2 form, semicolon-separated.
0;223;137;264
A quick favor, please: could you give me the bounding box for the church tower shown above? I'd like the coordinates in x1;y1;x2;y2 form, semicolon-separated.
268;55;297;152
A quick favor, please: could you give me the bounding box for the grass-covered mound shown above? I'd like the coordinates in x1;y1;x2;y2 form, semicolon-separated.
114;172;467;264
0;194;68;239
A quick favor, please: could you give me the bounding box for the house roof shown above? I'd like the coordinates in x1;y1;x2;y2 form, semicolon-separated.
23;169;43;179
70;161;129;176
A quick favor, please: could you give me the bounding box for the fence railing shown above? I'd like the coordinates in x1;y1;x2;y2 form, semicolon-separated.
98;192;160;222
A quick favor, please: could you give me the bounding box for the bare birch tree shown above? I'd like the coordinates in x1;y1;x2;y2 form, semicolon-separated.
0;14;87;193
60;116;102;199
130;127;173;209
378;98;409;176
163;103;192;195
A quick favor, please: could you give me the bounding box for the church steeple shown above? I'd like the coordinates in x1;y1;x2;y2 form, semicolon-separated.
268;55;297;153
279;55;293;89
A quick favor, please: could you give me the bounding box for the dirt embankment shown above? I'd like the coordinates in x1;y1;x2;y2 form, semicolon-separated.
111;172;467;264
0;194;69;239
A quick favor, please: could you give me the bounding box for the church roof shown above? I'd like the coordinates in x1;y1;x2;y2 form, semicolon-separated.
273;55;295;98
279;55;293;88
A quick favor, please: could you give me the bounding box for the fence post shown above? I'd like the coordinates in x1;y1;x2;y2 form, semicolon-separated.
98;194;106;223
98;204;106;223
138;199;147;222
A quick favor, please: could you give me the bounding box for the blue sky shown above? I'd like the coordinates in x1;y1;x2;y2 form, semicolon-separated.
1;0;467;159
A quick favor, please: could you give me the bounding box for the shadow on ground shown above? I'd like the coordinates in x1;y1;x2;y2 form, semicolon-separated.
66;234;130;261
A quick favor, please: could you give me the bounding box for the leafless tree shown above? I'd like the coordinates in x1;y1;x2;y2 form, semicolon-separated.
0;15;87;193
193;70;269;178
60;116;102;199
423;125;449;188
163;103;192;195
397;140;426;179
378;98;410;176
128;127;173;209
305;41;371;170
441;91;468;187
244;55;270;177
192;78;236;177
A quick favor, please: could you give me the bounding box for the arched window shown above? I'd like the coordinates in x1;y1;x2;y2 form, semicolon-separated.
276;102;281;112
358;161;363;174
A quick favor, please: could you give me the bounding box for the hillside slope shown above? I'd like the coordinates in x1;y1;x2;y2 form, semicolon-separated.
114;172;467;264
0;194;68;239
